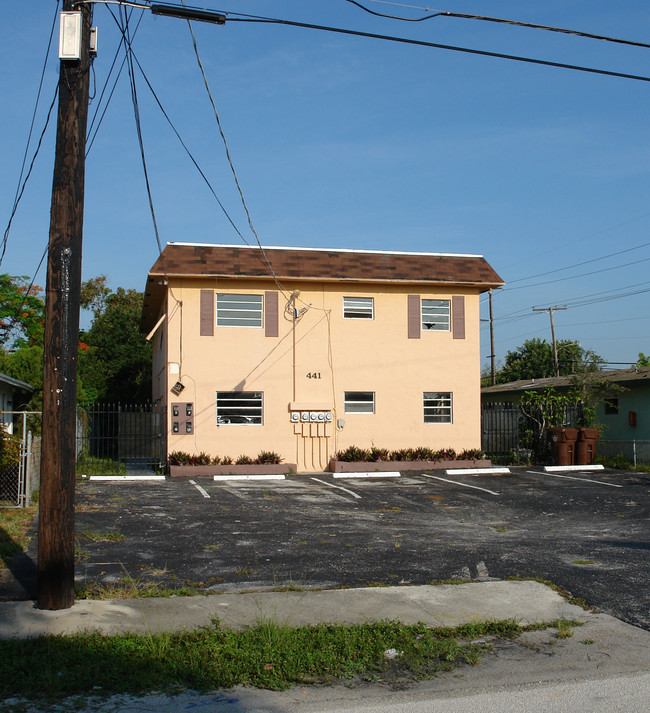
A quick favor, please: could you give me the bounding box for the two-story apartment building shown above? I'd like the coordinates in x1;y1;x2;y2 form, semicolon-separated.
141;243;504;472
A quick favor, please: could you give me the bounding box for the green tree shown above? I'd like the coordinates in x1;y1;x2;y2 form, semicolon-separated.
636;352;650;367
497;338;602;383
0;275;45;411
80;275;111;318
79;285;151;403
0;274;45;349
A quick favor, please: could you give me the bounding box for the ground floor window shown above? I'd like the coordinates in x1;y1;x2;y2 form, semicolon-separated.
424;392;452;423
344;391;375;413
216;391;263;424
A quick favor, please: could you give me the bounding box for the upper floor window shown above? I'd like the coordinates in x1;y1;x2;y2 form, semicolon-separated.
216;391;263;424
422;299;450;331
216;293;263;327
424;392;453;423
604;398;619;415
343;296;374;320
344;391;375;414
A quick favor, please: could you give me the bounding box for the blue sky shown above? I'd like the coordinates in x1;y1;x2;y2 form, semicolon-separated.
2;1;649;370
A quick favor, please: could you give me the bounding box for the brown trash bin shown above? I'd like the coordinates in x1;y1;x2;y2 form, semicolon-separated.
547;427;579;466
576;428;599;465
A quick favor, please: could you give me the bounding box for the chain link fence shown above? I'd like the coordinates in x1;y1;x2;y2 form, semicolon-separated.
0;412;41;508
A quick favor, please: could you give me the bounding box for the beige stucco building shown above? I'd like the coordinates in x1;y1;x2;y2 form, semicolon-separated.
141;243;504;472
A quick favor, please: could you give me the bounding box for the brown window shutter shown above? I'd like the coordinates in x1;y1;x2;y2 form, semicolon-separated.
265;291;279;337
452;296;465;339
408;295;421;339
200;290;214;336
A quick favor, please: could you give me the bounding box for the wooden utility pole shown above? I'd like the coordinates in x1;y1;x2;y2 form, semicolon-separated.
532;306;567;378
37;1;92;610
489;289;496;385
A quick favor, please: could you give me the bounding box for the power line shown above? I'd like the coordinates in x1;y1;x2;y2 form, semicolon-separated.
121;4;164;255
131;3;650;82
505;239;650;286
503;254;650;293
221;14;650;83
345;0;650;50
0;2;60;268
181;5;288;296
86;6;146;154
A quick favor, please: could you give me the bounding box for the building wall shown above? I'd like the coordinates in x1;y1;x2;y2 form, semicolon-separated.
162;277;483;470
0;383;13;434
596;382;650;441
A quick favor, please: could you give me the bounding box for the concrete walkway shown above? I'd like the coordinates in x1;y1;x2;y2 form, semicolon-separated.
2;581;650;712
0;580;586;638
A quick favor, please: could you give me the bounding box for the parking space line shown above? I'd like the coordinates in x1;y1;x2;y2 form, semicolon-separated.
311;477;362;499
526;470;623;488
189;479;210;498
418;473;500;496
333;472;400;478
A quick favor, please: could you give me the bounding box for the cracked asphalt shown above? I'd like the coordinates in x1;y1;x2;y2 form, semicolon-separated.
7;466;649;630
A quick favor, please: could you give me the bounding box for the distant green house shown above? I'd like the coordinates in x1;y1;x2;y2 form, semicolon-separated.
481;367;650;462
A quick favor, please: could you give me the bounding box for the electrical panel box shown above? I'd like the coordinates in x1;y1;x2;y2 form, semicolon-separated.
59;12;82;60
172;402;194;435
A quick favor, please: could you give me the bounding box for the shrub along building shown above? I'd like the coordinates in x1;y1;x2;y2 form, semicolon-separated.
141;243;504;472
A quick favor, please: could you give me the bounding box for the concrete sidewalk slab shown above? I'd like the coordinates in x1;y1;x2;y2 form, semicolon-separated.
0;581;588;639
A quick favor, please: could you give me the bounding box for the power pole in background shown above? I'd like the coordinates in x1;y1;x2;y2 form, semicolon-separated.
532;305;567;378
489;289;496;385
37;1;92;610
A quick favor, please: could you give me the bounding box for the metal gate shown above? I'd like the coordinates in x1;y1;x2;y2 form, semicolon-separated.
481;405;521;458
0;412;40;508
76;403;166;476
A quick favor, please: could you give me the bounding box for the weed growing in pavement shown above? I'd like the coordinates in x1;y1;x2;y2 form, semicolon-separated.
78;530;126;543
554;618;579;639
0;618;553;704
572;559;597;565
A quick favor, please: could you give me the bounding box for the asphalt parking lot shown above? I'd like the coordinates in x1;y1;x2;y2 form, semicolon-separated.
7;466;650;629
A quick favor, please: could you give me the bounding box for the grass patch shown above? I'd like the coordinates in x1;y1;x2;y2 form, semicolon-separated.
78;530;126;543
0;507;36;571
75;579;204;600
572;559;596;566
76;454;127;476
555;618;578;639
0;618;540;702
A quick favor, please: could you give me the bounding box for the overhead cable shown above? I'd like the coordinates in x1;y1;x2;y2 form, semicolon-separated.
345;0;650;50
182;5;287;295
223;12;650;82
0;1;60;268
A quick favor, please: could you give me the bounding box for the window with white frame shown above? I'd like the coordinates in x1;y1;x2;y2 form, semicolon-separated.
216;293;263;327
344;391;375;414
216;392;263;424
343;296;374;320
423;392;452;423
421;299;450;331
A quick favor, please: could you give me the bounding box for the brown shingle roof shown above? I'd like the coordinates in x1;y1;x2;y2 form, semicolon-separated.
142;243;504;331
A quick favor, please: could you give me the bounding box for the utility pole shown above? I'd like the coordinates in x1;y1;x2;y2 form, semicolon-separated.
37;1;92;610
489;289;496;386
532;306;567;378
